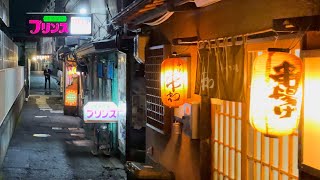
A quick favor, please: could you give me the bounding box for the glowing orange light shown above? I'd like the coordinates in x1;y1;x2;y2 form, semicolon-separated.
249;51;302;137
303;56;320;170
65;89;77;106
161;58;188;108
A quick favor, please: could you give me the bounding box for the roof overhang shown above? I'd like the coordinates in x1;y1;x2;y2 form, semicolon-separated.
75;37;117;57
111;0;200;29
112;0;167;28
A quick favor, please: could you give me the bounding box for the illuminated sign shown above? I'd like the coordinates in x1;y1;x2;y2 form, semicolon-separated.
27;13;92;36
83;102;118;123
70;17;92;35
65;63;79;107
65;89;77;106
67;67;77;76
43;16;67;22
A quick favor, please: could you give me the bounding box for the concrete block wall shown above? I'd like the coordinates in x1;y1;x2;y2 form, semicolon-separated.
0;88;24;166
0;66;25;166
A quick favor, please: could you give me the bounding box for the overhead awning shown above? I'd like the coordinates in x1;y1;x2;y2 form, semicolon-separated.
57;46;71;55
75;37;117;57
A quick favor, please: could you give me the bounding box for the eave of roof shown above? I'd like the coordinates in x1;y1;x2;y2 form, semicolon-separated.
112;0;167;27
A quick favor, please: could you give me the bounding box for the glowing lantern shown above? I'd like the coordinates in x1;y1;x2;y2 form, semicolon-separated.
249;51;303;137
161;58;188;108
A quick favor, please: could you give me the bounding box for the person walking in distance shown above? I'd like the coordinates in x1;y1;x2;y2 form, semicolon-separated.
44;65;51;89
57;67;63;94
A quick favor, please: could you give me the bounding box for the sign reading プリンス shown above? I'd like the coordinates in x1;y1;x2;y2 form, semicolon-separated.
83;102;118;123
26;13;92;36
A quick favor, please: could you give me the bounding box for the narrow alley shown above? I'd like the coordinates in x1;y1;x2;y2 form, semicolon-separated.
0;95;126;179
2;0;320;180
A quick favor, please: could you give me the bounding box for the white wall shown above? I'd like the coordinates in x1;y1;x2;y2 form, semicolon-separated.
2;32;18;69
0;67;24;126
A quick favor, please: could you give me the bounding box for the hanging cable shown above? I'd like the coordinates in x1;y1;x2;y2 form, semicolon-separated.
144;11;174;26
288;23;311;50
104;0;113;19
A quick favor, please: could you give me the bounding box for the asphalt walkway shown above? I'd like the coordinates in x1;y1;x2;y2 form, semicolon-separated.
0;96;126;179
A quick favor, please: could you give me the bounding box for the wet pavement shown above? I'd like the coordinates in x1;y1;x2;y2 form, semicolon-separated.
30;71;61;96
0;80;126;179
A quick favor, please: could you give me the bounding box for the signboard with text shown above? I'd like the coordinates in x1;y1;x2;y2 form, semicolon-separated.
83;102;118;123
26;13;92;36
64;64;79;107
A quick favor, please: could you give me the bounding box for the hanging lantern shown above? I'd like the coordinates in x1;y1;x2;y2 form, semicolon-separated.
161;57;188;108
249;51;303;137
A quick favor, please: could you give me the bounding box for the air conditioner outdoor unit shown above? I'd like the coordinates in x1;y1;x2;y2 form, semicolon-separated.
134;35;149;64
194;0;221;7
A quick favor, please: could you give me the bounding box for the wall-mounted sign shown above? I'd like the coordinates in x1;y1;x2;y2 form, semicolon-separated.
65;63;79;107
27;13;92;36
83;102;118;123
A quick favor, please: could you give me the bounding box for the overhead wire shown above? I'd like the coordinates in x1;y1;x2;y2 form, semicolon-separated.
288;23;311;50
144;11;174;26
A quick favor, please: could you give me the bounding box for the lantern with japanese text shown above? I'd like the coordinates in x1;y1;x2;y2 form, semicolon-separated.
249;51;303;137
161;58;188;108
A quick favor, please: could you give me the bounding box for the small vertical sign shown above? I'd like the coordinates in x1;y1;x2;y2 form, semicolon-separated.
65;65;78;107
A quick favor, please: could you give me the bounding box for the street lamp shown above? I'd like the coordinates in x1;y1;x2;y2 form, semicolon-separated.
79;8;87;14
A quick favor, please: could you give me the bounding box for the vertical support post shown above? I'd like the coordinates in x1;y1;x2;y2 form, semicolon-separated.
93;55;99;100
241;102;248;180
24;44;29;100
241;42;249;180
124;40;134;162
200;96;212;180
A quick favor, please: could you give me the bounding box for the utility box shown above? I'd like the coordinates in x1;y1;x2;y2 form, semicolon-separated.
173;102;200;139
183;102;200;139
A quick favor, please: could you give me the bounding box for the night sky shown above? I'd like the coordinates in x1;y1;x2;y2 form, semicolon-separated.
9;0;46;29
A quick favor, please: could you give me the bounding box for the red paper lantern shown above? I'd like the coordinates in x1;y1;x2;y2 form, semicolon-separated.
161;58;188;108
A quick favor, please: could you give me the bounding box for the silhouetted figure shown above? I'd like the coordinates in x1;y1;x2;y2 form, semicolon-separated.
44;65;51;89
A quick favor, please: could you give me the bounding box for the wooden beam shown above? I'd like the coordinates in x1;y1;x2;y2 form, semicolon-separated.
273;15;320;32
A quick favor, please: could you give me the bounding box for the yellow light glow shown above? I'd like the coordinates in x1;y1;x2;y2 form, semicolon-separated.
67;67;77;75
249;52;302;137
303;57;320;170
161;58;188;108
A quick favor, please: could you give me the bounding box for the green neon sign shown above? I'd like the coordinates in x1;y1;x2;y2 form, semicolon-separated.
43;16;67;22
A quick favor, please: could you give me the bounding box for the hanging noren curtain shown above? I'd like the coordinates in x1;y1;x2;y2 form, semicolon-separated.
216;38;245;102
195;43;219;98
195;38;245;102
